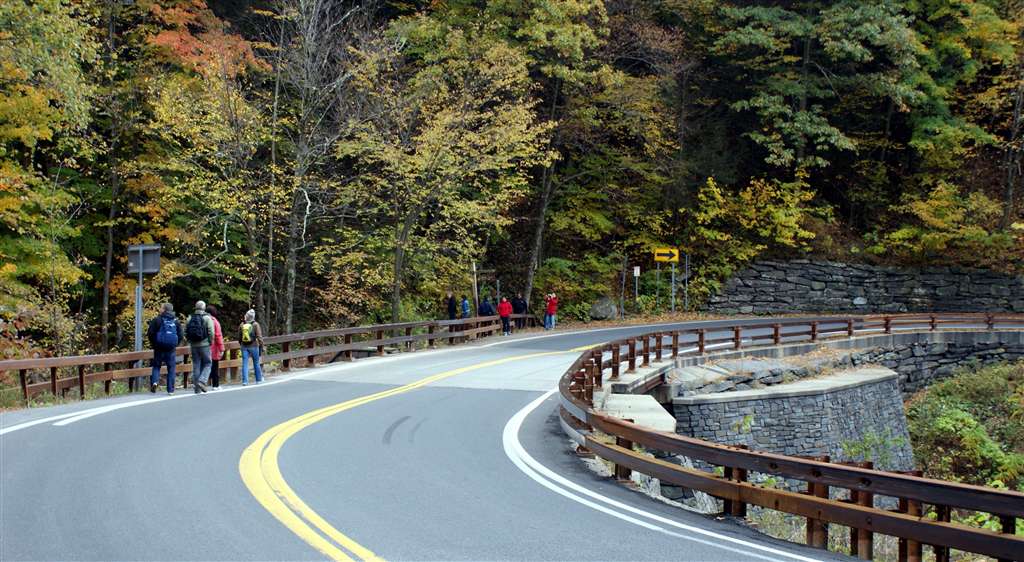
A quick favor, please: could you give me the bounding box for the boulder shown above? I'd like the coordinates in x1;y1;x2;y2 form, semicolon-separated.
590;296;618;321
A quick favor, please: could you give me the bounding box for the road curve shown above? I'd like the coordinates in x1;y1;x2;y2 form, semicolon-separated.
2;319;854;561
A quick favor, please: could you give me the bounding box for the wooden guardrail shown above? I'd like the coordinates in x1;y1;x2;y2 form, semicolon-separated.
558;313;1024;562
1;314;536;401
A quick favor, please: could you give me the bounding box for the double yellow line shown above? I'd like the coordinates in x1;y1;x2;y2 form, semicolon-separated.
239;347;589;561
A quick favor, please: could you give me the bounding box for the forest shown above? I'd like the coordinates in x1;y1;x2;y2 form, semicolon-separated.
1;0;1022;357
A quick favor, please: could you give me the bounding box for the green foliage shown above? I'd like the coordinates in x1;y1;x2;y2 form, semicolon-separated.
841;429;908;469
906;361;1024;490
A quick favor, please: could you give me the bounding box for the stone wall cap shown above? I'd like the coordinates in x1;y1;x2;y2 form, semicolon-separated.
672;368;897;404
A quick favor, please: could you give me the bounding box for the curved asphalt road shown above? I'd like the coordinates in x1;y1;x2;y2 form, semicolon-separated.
1;319;855;561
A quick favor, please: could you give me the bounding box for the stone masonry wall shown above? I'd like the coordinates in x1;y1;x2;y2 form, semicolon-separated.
705;259;1024;314
673;372;915;472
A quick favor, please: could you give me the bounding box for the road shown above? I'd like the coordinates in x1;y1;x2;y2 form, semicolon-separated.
1;318;854;561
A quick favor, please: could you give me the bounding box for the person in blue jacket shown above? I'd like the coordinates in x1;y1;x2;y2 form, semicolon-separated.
146;302;182;394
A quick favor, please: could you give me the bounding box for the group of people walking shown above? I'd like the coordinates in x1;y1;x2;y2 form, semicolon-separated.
146;301;266;394
443;292;558;336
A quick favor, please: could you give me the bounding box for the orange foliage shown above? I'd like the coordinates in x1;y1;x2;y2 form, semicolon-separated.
148;0;266;78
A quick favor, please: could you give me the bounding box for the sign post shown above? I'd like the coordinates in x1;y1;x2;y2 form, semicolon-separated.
671;261;676;312
684;253;691;310
653;248;680;313
633;265;640;307
127;244;161;388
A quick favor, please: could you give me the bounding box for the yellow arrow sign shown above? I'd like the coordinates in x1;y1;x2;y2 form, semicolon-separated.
653;248;679;262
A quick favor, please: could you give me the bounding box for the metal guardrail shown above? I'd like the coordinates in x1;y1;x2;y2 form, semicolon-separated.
558;313;1024;562
2;314;536;401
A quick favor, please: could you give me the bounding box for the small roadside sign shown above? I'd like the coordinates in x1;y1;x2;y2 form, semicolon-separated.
654;248;679;263
633;266;641;277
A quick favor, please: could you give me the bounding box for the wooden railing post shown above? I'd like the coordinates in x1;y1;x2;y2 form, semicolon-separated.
50;366;58;397
614;435;633;481
733;326;742;350
671;332;679;357
847;318;855;337
850;460;874;560
19;369;27;401
933;505;951;562
376;330;384;356
77;365;86;399
697;329;706;354
997;515;1017;562
427;325;436;348
405;326;413;351
449;323;455;346
730;445;749;517
591;355;602;389
103;363;112;394
627;339;637;373
611;345;621;379
655;333;663;362
810;321;819;342
306;338;317;366
642;336;651;367
986;313;995;330
896;469;923;562
282;341;291;371
884;316;892;334
805;455;830;549
929;315;937;331
773;324;782;345
583;367;594;405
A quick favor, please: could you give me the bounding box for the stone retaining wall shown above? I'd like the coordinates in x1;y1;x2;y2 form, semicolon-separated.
673;369;915;472
705;260;1024;314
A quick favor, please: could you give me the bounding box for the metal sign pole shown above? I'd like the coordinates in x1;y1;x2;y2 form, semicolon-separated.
671;261;676;312
684;253;690;310
656;262;660;309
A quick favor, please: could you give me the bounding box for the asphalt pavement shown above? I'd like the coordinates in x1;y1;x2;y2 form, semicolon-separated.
1;318;854;561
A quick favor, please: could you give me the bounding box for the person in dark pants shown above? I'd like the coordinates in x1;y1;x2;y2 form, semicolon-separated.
461;295;471;319
512;293;527;329
207;305;225;389
497;297;513;335
147;302;182;394
446;292;457;320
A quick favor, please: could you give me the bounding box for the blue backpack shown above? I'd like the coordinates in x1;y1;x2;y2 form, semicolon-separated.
156;316;178;348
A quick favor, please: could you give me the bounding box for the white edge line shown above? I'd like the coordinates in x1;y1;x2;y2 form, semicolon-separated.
0;411;82;436
502;389;825;562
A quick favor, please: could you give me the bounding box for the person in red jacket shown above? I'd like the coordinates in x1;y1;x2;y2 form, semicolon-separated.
497;297;513;335
544;293;559;330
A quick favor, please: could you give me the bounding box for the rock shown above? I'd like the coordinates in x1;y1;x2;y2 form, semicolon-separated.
589;296;618;321
853;296;868;306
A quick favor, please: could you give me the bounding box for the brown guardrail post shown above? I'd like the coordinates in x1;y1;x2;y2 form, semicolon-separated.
997;515;1017;562
929;315;937;331
986;313;995;330
182;353;189;389
804;455;830;549
671;332;679;357
449;323;455;346
896;469;923;562
642;336;650;367
934;505;951;562
282;341;291;371
655;333;663;362
723;465;735;515
306;338;317;367
733;326;742;350
583;368;594;405
849;460;874;560
731;445;749;517
884;316;892;334
614;435;633;481
773;324;782;345
19;369;27;401
427;325;436;348
611;345;621;379
592;356;603;389
103;363;112;394
376;330;384;356
50;366;58;398
697;329;706;354
405;326;413;351
847;318;855;337
627;339;637;373
344;334;353;360
810;321;819;342
77;365;86;399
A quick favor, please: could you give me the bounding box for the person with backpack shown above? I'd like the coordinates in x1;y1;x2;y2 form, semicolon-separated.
185;301;216;394
147;302;183;394
239;309;265;385
497;297;513;336
478;296;494;317
460;295;470;319
207;305;225;390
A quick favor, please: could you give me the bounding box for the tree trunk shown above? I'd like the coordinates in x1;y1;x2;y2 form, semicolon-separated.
523;78;563;306
391;205;422;324
795;33;812;164
283;171;308;334
100;200;117;352
1002;66;1023;229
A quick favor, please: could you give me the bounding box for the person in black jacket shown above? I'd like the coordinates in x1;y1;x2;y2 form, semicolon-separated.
512;293;527;329
446;292;457;320
147;302;183;394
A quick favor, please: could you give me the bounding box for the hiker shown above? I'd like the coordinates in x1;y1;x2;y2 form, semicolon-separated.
185;301;216;393
239;309;265;385
446;292;457;320
544;293;559;330
207;305;225;390
147;302;182;394
512;293;527;329
478;296;494;316
460;295;471;319
497;297;513;335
